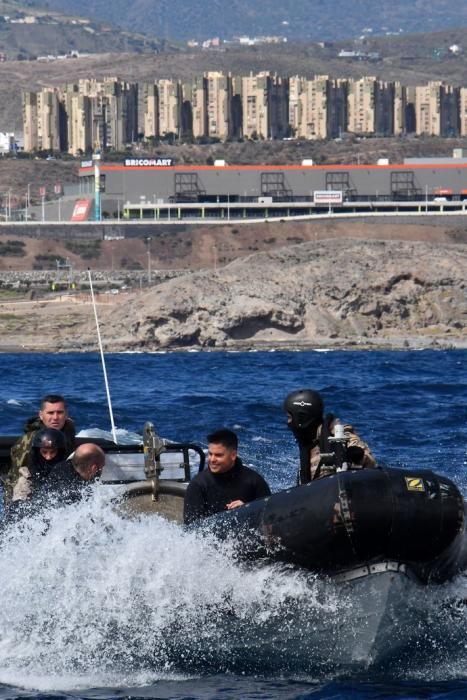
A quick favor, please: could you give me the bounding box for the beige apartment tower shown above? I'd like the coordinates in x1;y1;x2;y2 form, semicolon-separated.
158;79;182;138
289;76;328;139
393;82;406;135
415;82;441;136
241;72;270;139
36;88;61;151
141;82;159;139
347;77;376;135
206;71;231;140
460;88;467;136
65;92;92;155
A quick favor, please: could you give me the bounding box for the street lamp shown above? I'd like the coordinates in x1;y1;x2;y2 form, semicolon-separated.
1;190;11;222
146;237;152;285
26;182;32;222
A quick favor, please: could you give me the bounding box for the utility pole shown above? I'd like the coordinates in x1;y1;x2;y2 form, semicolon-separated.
26;183;32;222
146;237;152;285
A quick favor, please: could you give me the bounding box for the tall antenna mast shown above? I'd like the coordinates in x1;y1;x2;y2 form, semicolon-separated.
88;268;118;443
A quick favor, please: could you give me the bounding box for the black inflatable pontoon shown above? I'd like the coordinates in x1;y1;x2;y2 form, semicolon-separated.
203;466;467;584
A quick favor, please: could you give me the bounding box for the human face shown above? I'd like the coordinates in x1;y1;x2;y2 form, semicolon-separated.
208;442;237;474
40;446;58;461
39;401;68;430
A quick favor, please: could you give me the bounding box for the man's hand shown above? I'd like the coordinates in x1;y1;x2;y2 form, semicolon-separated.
226;499;244;510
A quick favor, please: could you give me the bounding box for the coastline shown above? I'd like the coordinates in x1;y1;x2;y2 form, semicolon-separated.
0;235;465;354
0;336;465;353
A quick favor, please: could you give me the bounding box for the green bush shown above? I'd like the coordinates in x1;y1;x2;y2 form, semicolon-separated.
0;240;26;256
64;239;101;260
33;254;66;270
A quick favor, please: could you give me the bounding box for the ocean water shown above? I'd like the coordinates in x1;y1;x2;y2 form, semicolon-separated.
0;349;466;700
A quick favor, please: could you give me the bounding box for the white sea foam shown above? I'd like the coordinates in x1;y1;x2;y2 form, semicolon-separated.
0;489;349;690
77;428;142;444
1;487;466;691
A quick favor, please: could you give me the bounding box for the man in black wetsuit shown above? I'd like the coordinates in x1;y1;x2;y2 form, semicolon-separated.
183;428;271;525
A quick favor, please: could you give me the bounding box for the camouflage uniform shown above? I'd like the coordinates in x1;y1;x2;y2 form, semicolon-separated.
4;416;76;503
308;418;376;481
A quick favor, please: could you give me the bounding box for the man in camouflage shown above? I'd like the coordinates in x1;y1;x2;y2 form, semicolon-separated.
4;394;76;503
283;388;376;483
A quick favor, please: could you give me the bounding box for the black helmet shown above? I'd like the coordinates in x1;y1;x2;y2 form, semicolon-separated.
32;427;66;451
283;389;324;430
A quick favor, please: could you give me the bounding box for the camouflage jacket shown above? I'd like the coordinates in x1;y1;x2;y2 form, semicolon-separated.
308;418;376;481
4;416;76;503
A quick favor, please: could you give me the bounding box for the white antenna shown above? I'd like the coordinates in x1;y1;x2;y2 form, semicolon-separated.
87;269;118;443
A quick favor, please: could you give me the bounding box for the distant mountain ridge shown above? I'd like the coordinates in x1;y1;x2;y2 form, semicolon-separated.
22;0;467;41
0;0;168;58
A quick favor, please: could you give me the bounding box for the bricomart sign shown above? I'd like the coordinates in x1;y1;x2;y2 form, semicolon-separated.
124;158;174;167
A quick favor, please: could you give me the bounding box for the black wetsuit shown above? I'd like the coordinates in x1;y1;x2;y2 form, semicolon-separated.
3;459;85;524
44;458;92;504
183;457;271;525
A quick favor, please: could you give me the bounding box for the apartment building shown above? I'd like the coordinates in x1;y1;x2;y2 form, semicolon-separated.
36;88;62;151
440;84;460;136
65;91;92;154
139;82;159;139
326;78;347;138
206;71;232;140
289;75;329;139
347;77;376;135
415;82;441;136
393;82;406;136
158;79;182;138
21;72;467;153
182;76;208;138
269;75;289;139
241;72;271;139
459;88;467;136
22;91;38;151
374;80;396;135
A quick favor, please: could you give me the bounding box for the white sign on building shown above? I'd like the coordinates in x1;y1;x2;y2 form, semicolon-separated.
0;132;16;153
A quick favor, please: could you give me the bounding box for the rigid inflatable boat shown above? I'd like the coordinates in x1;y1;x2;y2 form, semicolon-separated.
1;424;466;586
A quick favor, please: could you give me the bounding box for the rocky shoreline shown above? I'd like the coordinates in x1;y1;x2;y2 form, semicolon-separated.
0;238;465;353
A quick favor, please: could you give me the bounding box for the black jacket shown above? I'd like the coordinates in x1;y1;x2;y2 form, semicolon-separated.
183;457;271;525
43;458;92;504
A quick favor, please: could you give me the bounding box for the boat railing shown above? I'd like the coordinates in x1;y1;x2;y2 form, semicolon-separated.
100;441;205;484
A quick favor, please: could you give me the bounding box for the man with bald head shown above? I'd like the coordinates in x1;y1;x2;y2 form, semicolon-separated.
4;443;105;521
50;442;105;502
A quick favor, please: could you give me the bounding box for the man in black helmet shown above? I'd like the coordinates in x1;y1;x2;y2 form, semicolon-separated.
283;388;376;483
11;427;68;502
4;394;75;504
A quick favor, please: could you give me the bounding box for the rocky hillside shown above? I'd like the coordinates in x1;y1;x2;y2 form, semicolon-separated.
72;239;467;352
0;0;168;60
98;239;466;351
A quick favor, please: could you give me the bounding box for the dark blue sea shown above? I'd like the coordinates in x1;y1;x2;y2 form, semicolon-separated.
0;350;466;700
